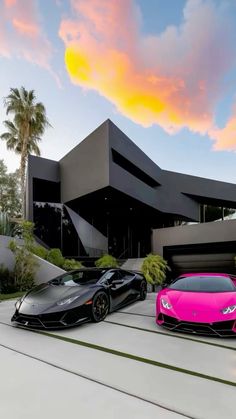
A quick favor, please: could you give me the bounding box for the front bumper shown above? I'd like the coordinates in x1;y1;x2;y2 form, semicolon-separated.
157;313;236;337
11;305;91;329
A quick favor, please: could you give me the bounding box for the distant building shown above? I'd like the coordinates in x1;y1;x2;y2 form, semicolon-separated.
26;120;236;271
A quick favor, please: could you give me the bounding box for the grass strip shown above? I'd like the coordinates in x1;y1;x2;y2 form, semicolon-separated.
105;320;236;352
34;329;236;388
0;291;25;301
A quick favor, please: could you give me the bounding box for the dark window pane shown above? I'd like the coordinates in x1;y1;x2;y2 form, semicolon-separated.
169;276;236;292
58;269;107;286
33;202;62;249
33;178;60;203
112;149;159;188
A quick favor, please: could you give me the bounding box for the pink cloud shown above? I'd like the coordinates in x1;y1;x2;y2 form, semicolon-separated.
0;0;59;83
59;0;236;149
12;18;40;37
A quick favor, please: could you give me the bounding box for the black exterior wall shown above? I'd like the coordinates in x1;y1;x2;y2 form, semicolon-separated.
26;119;236;258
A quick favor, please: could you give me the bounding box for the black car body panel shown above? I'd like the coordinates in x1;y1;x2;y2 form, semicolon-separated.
11;268;146;329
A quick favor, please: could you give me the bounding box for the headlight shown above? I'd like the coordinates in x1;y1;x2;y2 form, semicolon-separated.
15;297;24;310
221;305;236;314
161;298;172;309
57;295;79;306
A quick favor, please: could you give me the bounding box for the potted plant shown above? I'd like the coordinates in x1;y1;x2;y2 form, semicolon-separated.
141;253;170;292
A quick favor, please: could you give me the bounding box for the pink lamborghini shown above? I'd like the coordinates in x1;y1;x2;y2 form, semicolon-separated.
156;273;236;337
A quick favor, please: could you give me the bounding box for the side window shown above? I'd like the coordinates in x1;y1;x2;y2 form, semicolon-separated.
109;271;120;283
119;270;134;280
101;271;119;285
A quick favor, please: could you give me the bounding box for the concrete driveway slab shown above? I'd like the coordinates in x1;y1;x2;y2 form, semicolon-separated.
0;345;181;419
49;317;236;383
1;296;236;419
0;323;235;419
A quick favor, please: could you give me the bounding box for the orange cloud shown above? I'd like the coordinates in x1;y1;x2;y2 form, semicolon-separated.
0;0;59;83
60;0;236;149
209;108;236;151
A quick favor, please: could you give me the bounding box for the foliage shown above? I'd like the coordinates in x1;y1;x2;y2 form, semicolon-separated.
8;239;37;291
141;254;170;286
46;248;64;268
31;243;84;271
0;160;21;218
62;258;84;271
0;264;17;293
8;221;38;291
0;211;14;236
1;87;51;216
17;220;34;246
95;254;118;268
31;244;48;260
0;291;26;301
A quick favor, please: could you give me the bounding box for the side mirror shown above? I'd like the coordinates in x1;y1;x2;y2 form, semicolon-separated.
112;279;124;286
49;279;60;285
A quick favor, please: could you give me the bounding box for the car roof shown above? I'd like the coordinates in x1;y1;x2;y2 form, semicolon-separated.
70;267;118;272
178;272;231;278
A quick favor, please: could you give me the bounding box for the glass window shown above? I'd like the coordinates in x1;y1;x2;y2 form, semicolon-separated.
119;270;134;280
169;276;236;293
101;271;120;284
53;270;107;286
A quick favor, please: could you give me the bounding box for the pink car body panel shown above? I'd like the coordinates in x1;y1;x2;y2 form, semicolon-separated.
156;273;236;335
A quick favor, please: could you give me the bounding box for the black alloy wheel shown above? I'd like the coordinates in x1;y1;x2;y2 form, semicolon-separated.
91;291;109;322
139;280;147;300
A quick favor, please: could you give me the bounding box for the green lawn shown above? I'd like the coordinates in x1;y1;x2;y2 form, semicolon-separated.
0;291;25;301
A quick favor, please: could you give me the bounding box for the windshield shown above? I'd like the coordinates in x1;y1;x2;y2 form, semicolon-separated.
169;276;236;293
50;270;107;286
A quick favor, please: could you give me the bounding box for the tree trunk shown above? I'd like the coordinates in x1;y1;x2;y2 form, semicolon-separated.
20;153;26;218
20;124;29;218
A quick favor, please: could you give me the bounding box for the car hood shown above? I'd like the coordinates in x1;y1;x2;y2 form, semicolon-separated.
158;289;236;323
24;283;84;303
18;283;92;315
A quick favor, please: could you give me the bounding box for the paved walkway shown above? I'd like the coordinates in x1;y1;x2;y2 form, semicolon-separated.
0;295;235;419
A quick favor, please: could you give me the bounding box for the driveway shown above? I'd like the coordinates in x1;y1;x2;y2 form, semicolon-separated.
0;294;235;419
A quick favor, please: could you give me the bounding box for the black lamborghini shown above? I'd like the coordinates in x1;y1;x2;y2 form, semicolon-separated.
11;268;147;329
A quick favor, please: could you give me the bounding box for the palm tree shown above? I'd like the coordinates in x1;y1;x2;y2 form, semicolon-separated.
1;87;50;216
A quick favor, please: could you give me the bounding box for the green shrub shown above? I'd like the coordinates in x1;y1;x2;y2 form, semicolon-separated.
63;258;83;271
46;248;64;268
141;253;170;287
0;211;14;236
95;254;118;268
21;221;34;246
31;245;48;260
8;239;38;291
0;264;17;293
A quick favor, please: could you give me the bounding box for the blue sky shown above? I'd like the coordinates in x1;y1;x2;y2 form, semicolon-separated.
0;0;236;183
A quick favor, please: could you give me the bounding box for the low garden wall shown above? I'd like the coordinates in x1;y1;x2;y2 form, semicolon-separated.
0;235;65;285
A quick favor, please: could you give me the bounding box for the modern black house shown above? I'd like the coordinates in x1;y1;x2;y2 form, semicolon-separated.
26;119;236;260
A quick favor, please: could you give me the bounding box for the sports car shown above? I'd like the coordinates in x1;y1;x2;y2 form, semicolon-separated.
11;268;147;329
156;273;236;337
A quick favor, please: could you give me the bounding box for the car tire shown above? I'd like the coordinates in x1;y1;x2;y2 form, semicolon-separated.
139;280;147;300
91;291;109;322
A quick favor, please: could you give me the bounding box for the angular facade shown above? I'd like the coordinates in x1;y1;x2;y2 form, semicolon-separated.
26;119;236;259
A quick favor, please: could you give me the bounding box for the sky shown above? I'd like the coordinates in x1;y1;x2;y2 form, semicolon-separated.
1;0;236;183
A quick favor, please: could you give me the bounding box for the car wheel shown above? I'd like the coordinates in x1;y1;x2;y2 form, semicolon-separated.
91;291;109;322
139;280;147;300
